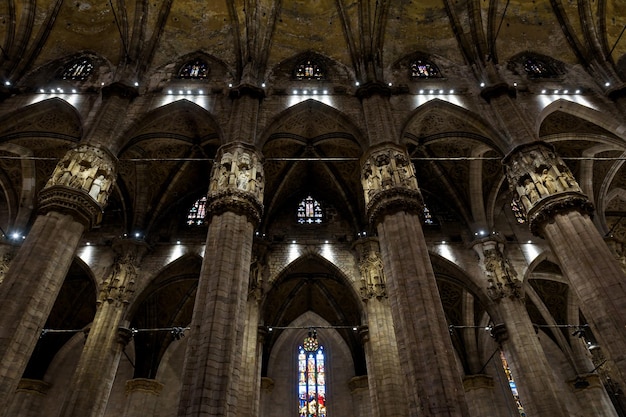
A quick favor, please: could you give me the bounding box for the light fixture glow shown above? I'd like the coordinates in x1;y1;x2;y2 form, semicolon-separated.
541;89;547;94
480;82;485;87
167;90;173;94
419;89;424;94
293;90;298;94
134;82;139;86
261;83;266;88
355;81;360;86
605;82;611;87
187;90;192;94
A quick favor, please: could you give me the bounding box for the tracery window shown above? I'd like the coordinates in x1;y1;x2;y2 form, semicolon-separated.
178;59;209;79
298;331;327;417
297;196;323;224
423;205;434;225
510;199;526;224
187;196;207;226
523;58;556;78
410;59;441;78
500;351;526;416
295;60;324;80
60;58;94;81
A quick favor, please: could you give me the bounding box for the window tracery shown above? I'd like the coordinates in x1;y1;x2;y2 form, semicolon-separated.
523;58;557;78
410;59;441;78
178;59;209;79
297;196;323;224
60;57;94;81
187;196;207;225
298;331;326;417
295;60;324;80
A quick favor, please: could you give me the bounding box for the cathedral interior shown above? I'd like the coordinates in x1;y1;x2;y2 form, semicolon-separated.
1;1;626;417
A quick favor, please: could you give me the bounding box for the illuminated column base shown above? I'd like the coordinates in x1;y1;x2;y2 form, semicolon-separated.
122;379;164;417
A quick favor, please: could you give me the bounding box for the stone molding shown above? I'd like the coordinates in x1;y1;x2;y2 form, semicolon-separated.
462;374;495;391
526;193;594;237
348;375;369;393
16;379;51;396
124;378;164;395
260;377;274;392
38;185;105;228
117;327;134;346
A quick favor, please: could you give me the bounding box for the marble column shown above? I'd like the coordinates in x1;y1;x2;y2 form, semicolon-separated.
4;379;51;417
177;142;263;417
474;238;569;416
504;142;626;390
236;250;266;417
462;375;496;417
362;143;469;417
122;378;164;417
354;237;408;417
0;144;116;414
59;239;148;417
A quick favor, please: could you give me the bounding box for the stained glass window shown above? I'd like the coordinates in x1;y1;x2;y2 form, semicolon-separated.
500;351;526;416
60;58;94;81
298;332;326;417
187;196;207;226
178;59;209;79
297;196;323;224
510;199;526;224
295;61;324;80
523;58;556;78
423;205;434;225
410;60;441;78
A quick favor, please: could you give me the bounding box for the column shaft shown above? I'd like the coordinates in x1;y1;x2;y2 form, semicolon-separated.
542;211;626;387
363;299;409;417
122;378;164;417
0;212;84;411
177;211;254;417
237;297;262;417
377;210;468;417
462;375;497;417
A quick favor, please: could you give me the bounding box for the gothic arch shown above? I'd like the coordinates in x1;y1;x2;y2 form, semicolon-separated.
0;97;83;140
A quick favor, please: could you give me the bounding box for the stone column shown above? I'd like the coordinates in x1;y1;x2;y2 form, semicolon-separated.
504;142;626;390
362;143;469;417
473;238;569;416
59;239;148;417
237;251;266;417
348;375;372;417
4;379;51;417
177;142;263;417
122;378;164;417
354;237;408;417
0;144;116;413
462;375;496;417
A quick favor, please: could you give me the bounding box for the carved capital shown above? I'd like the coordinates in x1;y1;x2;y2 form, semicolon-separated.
362;144;423;225
16;379;51;395
207;142;264;224
117;327;134;346
503;142;593;237
40;145;117;228
462;374;495;391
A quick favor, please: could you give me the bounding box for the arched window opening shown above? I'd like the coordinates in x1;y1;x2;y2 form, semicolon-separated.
178;59;209;79
500;351;526;416
523;58;556;78
297;196;324;224
60;57;94;81
187;196;207;226
298;331;327;417
295;60;324;80
410;59;441;78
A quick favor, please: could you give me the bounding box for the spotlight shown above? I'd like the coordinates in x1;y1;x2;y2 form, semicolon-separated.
575;89;581;94
293;90;298;94
355;81;360;86
176;240;181;244
187;90;192;94
86;242;91;246
439;89;444;94
323;90;328;94
313;90;318;94
292;240;296;244
228;83;233;88
605;82;611;87
429;89;434;94
11;232;19;239
480;82;485;87
135;232;141;238
513;82;518;87
179;90;183;94
563;90;568;94
388;82;392;86
449;89;454;94
554;90;559;94
261;83;266;88
541;89;547;94
198;89;204;94
39;89;45;93
72;89;77;93
167;90;173;94
134;82;139;87
4;81;10;86
419;89;424;94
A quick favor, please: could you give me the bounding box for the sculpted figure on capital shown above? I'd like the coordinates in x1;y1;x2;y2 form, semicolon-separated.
209;146;264;202
361;147;419;206
46;145;116;206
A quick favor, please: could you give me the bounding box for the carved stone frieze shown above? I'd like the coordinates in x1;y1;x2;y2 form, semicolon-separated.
354;238;386;299
474;238;523;300
207;142;264;225
362;144;423;225
40;144;117;228
503;142;594;237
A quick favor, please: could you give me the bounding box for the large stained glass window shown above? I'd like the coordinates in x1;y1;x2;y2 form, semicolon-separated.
500;351;526;416
60;57;94;81
298;331;326;417
523;58;556;78
297;196;323;224
187;196;207;226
